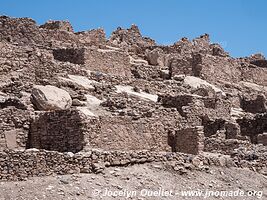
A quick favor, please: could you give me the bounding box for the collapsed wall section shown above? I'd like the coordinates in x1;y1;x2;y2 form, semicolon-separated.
237;113;267;144
240;94;267;114
76;29;106;46
39;20;74;32
0;16;106;48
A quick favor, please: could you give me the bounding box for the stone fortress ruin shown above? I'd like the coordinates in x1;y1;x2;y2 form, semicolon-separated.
0;16;266;181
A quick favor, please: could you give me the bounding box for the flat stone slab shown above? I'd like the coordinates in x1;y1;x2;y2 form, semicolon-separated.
115;85;158;102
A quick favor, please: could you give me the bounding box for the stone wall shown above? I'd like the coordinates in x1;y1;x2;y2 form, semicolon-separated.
0;107;30;150
200;55;242;84
172;126;204;155
160;93;231;130
0;41;85;95
84;48;132;77
169;57;192;76
0;16;106;48
0;16;78;48
29;109;88;153
40;20;74;32
0;146;265;181
241;65;267;86
76;28;106;46
53;48;86;64
0;16;42;46
0;148;243;181
86;115;172;152
109;24;156;50
0;42;37;94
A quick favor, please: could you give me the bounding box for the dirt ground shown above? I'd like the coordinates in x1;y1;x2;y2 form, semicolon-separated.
0;163;266;200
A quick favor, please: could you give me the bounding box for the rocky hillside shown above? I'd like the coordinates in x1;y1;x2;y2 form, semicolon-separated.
0;15;266;199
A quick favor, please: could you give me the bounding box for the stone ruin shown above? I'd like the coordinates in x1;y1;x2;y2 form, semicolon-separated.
28;109;87;153
0;16;267;180
170;126;204;154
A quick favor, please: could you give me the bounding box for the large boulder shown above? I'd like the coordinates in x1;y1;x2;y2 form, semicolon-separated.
31;85;72;110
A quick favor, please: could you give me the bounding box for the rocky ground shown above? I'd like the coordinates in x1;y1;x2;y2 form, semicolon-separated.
1;163;266;200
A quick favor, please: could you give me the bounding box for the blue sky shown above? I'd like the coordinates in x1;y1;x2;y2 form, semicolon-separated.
0;0;266;57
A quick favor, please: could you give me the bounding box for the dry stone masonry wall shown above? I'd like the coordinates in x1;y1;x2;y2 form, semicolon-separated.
172;126;204;155
0;148;266;181
29;109;88;153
